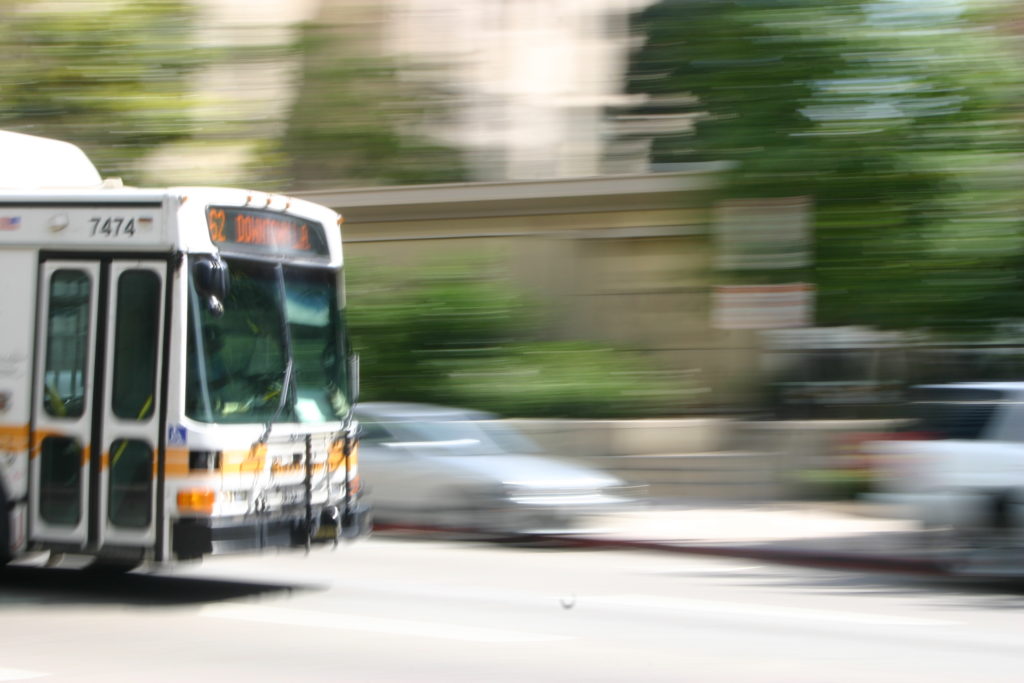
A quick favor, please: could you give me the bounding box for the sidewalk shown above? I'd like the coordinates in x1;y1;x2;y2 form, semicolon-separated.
595;500;914;545
581;499;959;574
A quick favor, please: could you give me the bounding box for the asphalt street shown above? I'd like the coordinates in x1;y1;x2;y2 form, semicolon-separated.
2;532;1024;682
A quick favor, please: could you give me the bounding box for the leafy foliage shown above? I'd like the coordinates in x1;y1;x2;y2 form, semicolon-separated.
0;4;466;189
0;0;201;181
281;22;468;189
347;258;692;417
625;0;1024;336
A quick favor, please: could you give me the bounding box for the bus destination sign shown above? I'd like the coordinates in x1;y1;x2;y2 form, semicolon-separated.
207;206;330;258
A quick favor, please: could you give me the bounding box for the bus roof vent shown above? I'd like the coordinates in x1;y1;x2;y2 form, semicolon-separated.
0;130;104;189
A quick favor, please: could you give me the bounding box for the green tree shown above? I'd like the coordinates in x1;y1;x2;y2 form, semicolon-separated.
281;21;468;190
624;0;1024;335
0;3;462;190
0;0;201;182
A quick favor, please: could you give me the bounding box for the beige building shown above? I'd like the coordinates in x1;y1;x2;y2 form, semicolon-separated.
151;0;654;184
386;0;655;180
152;1;778;408
296;166;768;410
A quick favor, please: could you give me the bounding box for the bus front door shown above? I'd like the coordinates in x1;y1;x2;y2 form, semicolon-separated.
30;259;166;559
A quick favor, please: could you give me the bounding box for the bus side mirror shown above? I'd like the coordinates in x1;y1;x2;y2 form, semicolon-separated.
194;256;230;316
194;256;230;300
348;353;360;404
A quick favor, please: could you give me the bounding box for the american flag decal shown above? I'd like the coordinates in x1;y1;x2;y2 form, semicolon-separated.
0;217;20;230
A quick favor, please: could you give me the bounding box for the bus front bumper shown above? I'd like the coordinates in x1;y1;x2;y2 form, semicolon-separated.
172;500;372;560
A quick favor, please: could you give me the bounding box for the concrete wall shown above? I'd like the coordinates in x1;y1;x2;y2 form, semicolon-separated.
505;418;903;501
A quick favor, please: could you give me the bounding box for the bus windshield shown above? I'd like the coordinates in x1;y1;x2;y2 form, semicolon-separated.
186;257;351;424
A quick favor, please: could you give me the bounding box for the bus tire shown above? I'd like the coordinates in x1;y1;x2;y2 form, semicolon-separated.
0;486;11;566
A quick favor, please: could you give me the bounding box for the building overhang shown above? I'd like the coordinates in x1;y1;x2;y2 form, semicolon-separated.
291;166;727;223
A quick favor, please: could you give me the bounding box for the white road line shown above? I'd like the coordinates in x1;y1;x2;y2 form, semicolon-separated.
584;594;961;627
0;669;48;681
201;603;573;643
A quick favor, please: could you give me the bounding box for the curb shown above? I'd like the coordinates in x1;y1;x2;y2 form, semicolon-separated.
372;522;952;576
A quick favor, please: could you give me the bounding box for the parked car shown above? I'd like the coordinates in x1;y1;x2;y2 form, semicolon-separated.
353;402;639;535
864;382;1024;545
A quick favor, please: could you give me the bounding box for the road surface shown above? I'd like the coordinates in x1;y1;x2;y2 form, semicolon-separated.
0;537;1023;682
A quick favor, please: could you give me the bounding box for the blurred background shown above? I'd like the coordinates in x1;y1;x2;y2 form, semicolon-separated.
7;8;1024;674
5;0;1024;490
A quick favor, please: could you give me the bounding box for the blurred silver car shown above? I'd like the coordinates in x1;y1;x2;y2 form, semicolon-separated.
354;402;638;535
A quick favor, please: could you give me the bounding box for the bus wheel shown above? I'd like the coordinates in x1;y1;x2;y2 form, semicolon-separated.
0;490;10;566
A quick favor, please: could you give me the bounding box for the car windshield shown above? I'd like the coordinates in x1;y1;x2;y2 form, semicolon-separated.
908;387;1006;440
186;257;351;424
376;418;542;456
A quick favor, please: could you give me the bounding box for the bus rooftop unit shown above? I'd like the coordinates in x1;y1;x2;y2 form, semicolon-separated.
0;130;370;569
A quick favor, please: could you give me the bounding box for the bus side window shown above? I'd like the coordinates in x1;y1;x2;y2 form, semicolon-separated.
108;439;153;528
44;270;91;418
39;435;82;525
112;270;160;420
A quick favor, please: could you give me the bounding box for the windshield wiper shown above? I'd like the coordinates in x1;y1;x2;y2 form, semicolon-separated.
257;358;294;444
255;263;296;445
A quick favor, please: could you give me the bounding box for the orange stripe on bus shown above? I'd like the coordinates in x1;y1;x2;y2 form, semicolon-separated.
328;440;359;471
28;429;82;458
222;446;265;474
165;447;190;477
0;424;29;450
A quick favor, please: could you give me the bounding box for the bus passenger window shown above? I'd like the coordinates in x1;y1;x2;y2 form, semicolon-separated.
44;270;91;418
112;270;160;420
40;436;82;525
108;439;153;528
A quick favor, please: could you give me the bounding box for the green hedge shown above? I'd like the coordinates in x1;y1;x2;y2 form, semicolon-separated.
347;259;694;417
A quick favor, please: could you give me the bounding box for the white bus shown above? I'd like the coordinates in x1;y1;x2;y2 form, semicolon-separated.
0;131;370;569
